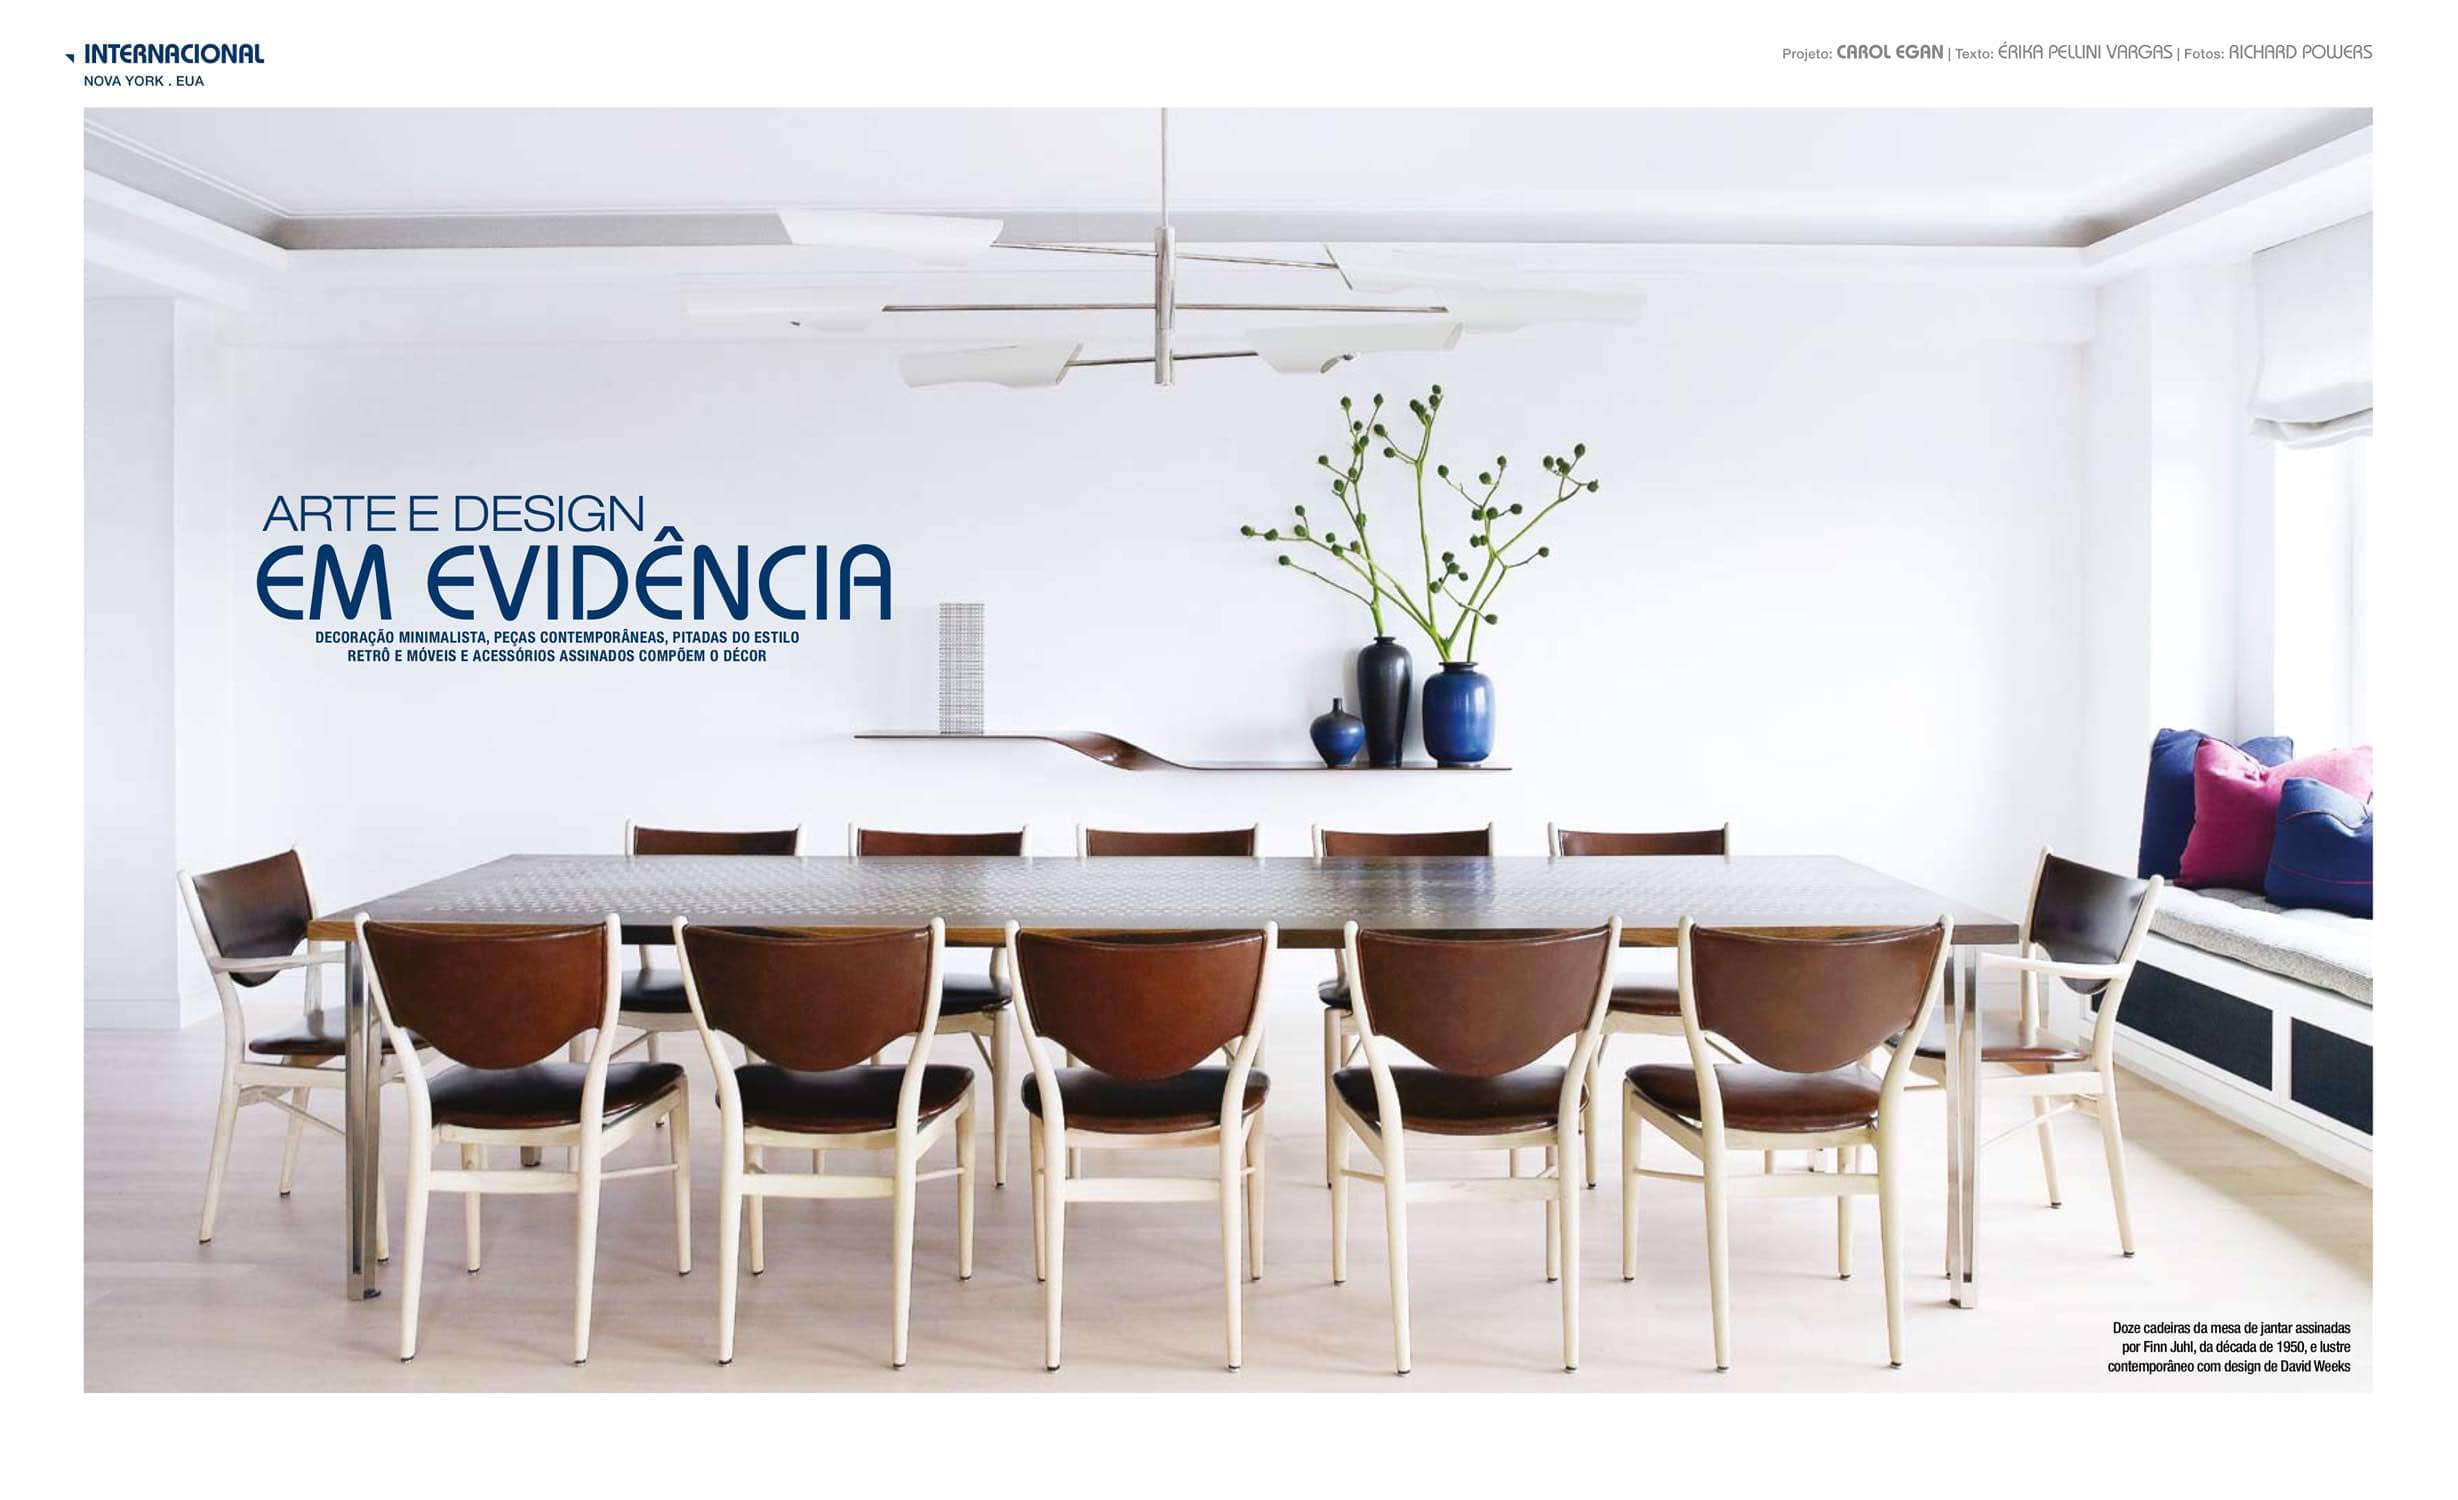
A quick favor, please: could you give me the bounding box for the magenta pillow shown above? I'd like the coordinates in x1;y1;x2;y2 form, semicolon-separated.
2177;741;2373;889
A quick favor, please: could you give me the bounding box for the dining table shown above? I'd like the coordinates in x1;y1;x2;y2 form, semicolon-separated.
308;852;2018;1310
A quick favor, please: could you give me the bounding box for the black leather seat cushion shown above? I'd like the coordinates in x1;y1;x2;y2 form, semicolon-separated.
1902;1006;2089;1065
1021;1066;1267;1134
1332;1064;1573;1136
249;1008;421;1057
427;1061;684;1129
618;969;691;1015
1626;1063;1883;1133
735;1063;972;1134
1607;978;1680;1016
938;970;1011;1016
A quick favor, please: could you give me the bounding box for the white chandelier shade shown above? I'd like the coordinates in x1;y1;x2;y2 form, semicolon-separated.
1246;321;1465;374
899;340;1084;389
778;210;1006;265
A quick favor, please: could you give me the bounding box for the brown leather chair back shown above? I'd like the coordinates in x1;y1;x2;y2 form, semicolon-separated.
362;921;611;1070
1353;926;1614;1077
1320;827;1492;856
1686;923;1946;1075
190;851;313;988
632;825;800;856
2031;853;2153;996
1555;826;1727;857
857;828;1025;856
680;924;936;1071
1083;827;1257;856
1012;930;1268;1081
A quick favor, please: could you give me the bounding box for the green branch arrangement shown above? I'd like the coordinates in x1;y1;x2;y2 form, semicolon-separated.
1238;384;1601;663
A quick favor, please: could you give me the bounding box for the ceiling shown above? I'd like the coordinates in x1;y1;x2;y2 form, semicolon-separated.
88;107;2369;251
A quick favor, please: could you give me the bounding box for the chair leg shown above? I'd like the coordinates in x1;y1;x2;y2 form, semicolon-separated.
1544;1146;1561;1282
1245;1115;1265;1281
2033;1091;2064;1208
1620;1096;1641;1281
198;1066;241;1243
1942;1075;1959;1279
1583;1042;1604;1189
956;1095;977;1280
1836;1145;1853;1279
1560;1138;1582;1370
1382;1139;1412;1375
573;1144;603;1365
1321;1006;1343;1188
1221;1124;1244;1370
2099;1078;2136;1256
1330;1124;1350;1285
670;1098;692;1276
646;1030;662;1066
398;1130;432;1360
1703;1147;1731;1372
746;1145;766;1275
991;1010;1012;1188
1879;1124;1905;1367
279;1087;309;1197
1042;1124;1066;1371
717;1147;743;1364
1029;1126;1047;1282
890;1143;917;1369
462;1144;483;1272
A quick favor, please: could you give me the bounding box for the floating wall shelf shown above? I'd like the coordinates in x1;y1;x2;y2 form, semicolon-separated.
856;732;1510;773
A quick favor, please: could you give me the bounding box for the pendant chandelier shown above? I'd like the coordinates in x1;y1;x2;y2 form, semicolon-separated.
693;110;1644;388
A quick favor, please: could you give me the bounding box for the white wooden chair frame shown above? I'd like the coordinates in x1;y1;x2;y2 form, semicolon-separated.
1005;920;1276;1372
674;916;975;1368
1546;822;1764;1188
1621;917;1949;1371
853;823;1026;1190
1329;917;1620;1374
1314;822;1495;1188
360;913;691;1365
609;819;805;1065
1894;847;2164;1263
178;861;426;1251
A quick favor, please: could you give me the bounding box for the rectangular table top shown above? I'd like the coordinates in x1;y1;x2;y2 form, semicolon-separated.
311;853;2016;949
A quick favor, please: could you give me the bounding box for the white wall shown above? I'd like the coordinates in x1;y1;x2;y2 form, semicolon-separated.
85;301;180;1026
153;292;2088;947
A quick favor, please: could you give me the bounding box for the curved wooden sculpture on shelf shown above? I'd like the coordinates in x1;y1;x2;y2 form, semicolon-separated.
853;732;1505;772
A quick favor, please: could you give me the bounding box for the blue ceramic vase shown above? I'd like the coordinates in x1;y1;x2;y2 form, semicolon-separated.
1421;661;1495;767
1309;697;1366;768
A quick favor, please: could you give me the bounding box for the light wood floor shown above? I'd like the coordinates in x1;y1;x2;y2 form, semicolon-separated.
85;984;2371;1391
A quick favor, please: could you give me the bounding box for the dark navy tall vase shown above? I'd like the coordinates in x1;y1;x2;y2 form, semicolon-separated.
1355;636;1413;769
1421;661;1495;768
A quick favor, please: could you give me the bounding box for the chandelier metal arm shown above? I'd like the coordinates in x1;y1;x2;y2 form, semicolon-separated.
991;240;1345;272
1067;349;1259;369
878;301;1450;315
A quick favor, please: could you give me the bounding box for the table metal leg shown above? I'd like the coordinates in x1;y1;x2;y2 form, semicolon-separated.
345;940;382;1300
1944;943;1965;1293
1952;943;1981;1309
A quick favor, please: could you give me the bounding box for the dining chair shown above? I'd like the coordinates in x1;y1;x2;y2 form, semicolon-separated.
1313;823;1495;1185
1006;923;1275;1371
1077;824;1259;856
1331;921;1618;1373
1888;848;2162;1261
178;850;428;1251
1622;919;1948;1371
851;825;1027;1187
611;822;801;1065
359;915;691;1364
674;918;975;1368
1548;822;1737;1187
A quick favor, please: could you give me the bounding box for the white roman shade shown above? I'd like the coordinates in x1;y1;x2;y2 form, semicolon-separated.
2248;214;2372;449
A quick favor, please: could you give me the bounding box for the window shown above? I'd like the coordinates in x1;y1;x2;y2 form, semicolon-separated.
2270;435;2368;749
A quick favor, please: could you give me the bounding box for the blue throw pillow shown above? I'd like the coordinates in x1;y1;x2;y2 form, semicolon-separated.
2139;729;2296;879
2265;777;2373;917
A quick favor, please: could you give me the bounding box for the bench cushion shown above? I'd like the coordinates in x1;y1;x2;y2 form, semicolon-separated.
2151;886;2371;1005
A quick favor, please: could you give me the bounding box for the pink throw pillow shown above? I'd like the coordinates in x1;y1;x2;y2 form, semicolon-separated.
2177;740;2373;889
